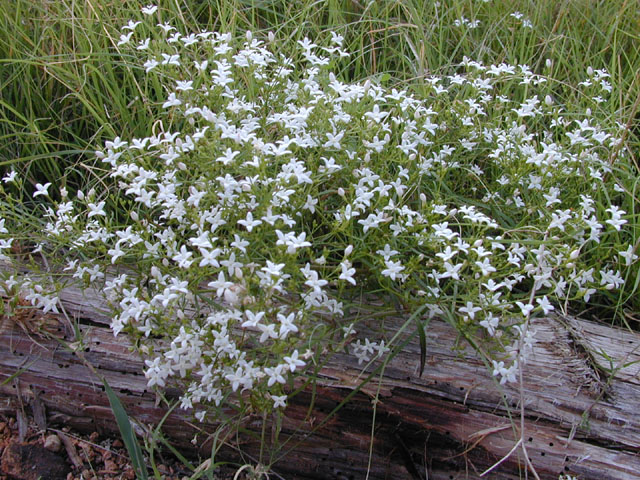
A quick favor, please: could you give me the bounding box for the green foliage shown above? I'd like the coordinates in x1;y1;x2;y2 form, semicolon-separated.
102;378;148;480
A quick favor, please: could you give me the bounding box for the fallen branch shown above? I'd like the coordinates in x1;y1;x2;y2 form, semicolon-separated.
1;277;640;479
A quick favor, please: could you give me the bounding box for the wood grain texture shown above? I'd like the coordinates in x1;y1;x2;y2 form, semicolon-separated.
1;276;639;479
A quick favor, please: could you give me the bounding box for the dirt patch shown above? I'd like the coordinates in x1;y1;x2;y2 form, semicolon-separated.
0;412;195;480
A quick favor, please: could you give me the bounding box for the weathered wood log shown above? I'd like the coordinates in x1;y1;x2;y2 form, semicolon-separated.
1;278;640;479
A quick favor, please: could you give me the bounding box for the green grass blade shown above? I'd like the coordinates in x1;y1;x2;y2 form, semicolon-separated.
102;378;148;480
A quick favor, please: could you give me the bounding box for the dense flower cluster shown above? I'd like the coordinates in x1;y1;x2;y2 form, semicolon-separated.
0;6;636;419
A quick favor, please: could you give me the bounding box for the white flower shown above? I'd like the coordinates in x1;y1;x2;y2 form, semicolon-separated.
515;301;534;317
143;59;159;72
172;245;193;268
480;313;499;336
376;244;399;260
87;201;106;218
275;230;311;254
381;259;404;281
145;357;169;388
339;260;356;285
117;32;134;46
122;20;141;31
225;367;247;392
302;265;328;294
605;206;627;231
363;104;388;123
536;296;555;315
441;261;463;280
241;310;265;328
271;394;287;408
194;60;208;71
475;258;496;276
278;312;299;339
492;360;518;384
136;38;150;50
161;53;180;66
141;4;158;15
265;365;286;387
237;212;262;232
162;92;182;109
261;260;285;278
208;272;233;298
459;301;481;320
283;350;306;373
619;245;638;266
257;323;279;343
2;170;17;183
216;148;240;165
33;182;51;198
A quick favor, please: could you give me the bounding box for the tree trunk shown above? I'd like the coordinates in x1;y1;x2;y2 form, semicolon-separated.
1;276;639;479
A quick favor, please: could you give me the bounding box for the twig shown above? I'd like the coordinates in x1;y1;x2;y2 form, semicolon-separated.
57;430;84;469
479;438;522;477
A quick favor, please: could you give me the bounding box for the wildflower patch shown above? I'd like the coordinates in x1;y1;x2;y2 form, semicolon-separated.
0;7;636;424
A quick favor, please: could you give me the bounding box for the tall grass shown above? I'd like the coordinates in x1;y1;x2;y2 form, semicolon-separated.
2;1;638;174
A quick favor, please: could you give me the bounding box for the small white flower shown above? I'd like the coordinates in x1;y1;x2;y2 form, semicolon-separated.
283;350;306;372
143;59;159;72
459;301;481;320
87;201;106;217
175;80;193;91
2;170;17;184
619;245;638;266
122;20;141;31
33;182;51;198
157;22;175;34
162;92;182;109
141;4;158;15
271;394;287;408
536;296;554;315
136;38;151;50
161;53;180;66
515;301;534;317
117;32;134;46
605;206;627;231
480;314;499;336
381;259;404;281
257;323;278;343
194;60;208;71
339;260;356;286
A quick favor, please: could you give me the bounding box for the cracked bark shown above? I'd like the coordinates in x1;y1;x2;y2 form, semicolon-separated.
1;278;639;479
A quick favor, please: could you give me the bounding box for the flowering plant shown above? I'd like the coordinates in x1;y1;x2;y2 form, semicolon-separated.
0;6;637;423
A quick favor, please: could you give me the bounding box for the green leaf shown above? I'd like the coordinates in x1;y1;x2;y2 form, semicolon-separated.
102;378;148;480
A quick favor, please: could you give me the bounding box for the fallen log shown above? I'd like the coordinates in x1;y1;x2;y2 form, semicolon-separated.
1;278;640;480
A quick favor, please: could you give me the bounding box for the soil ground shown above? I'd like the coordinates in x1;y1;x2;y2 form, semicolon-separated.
0;410;228;480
